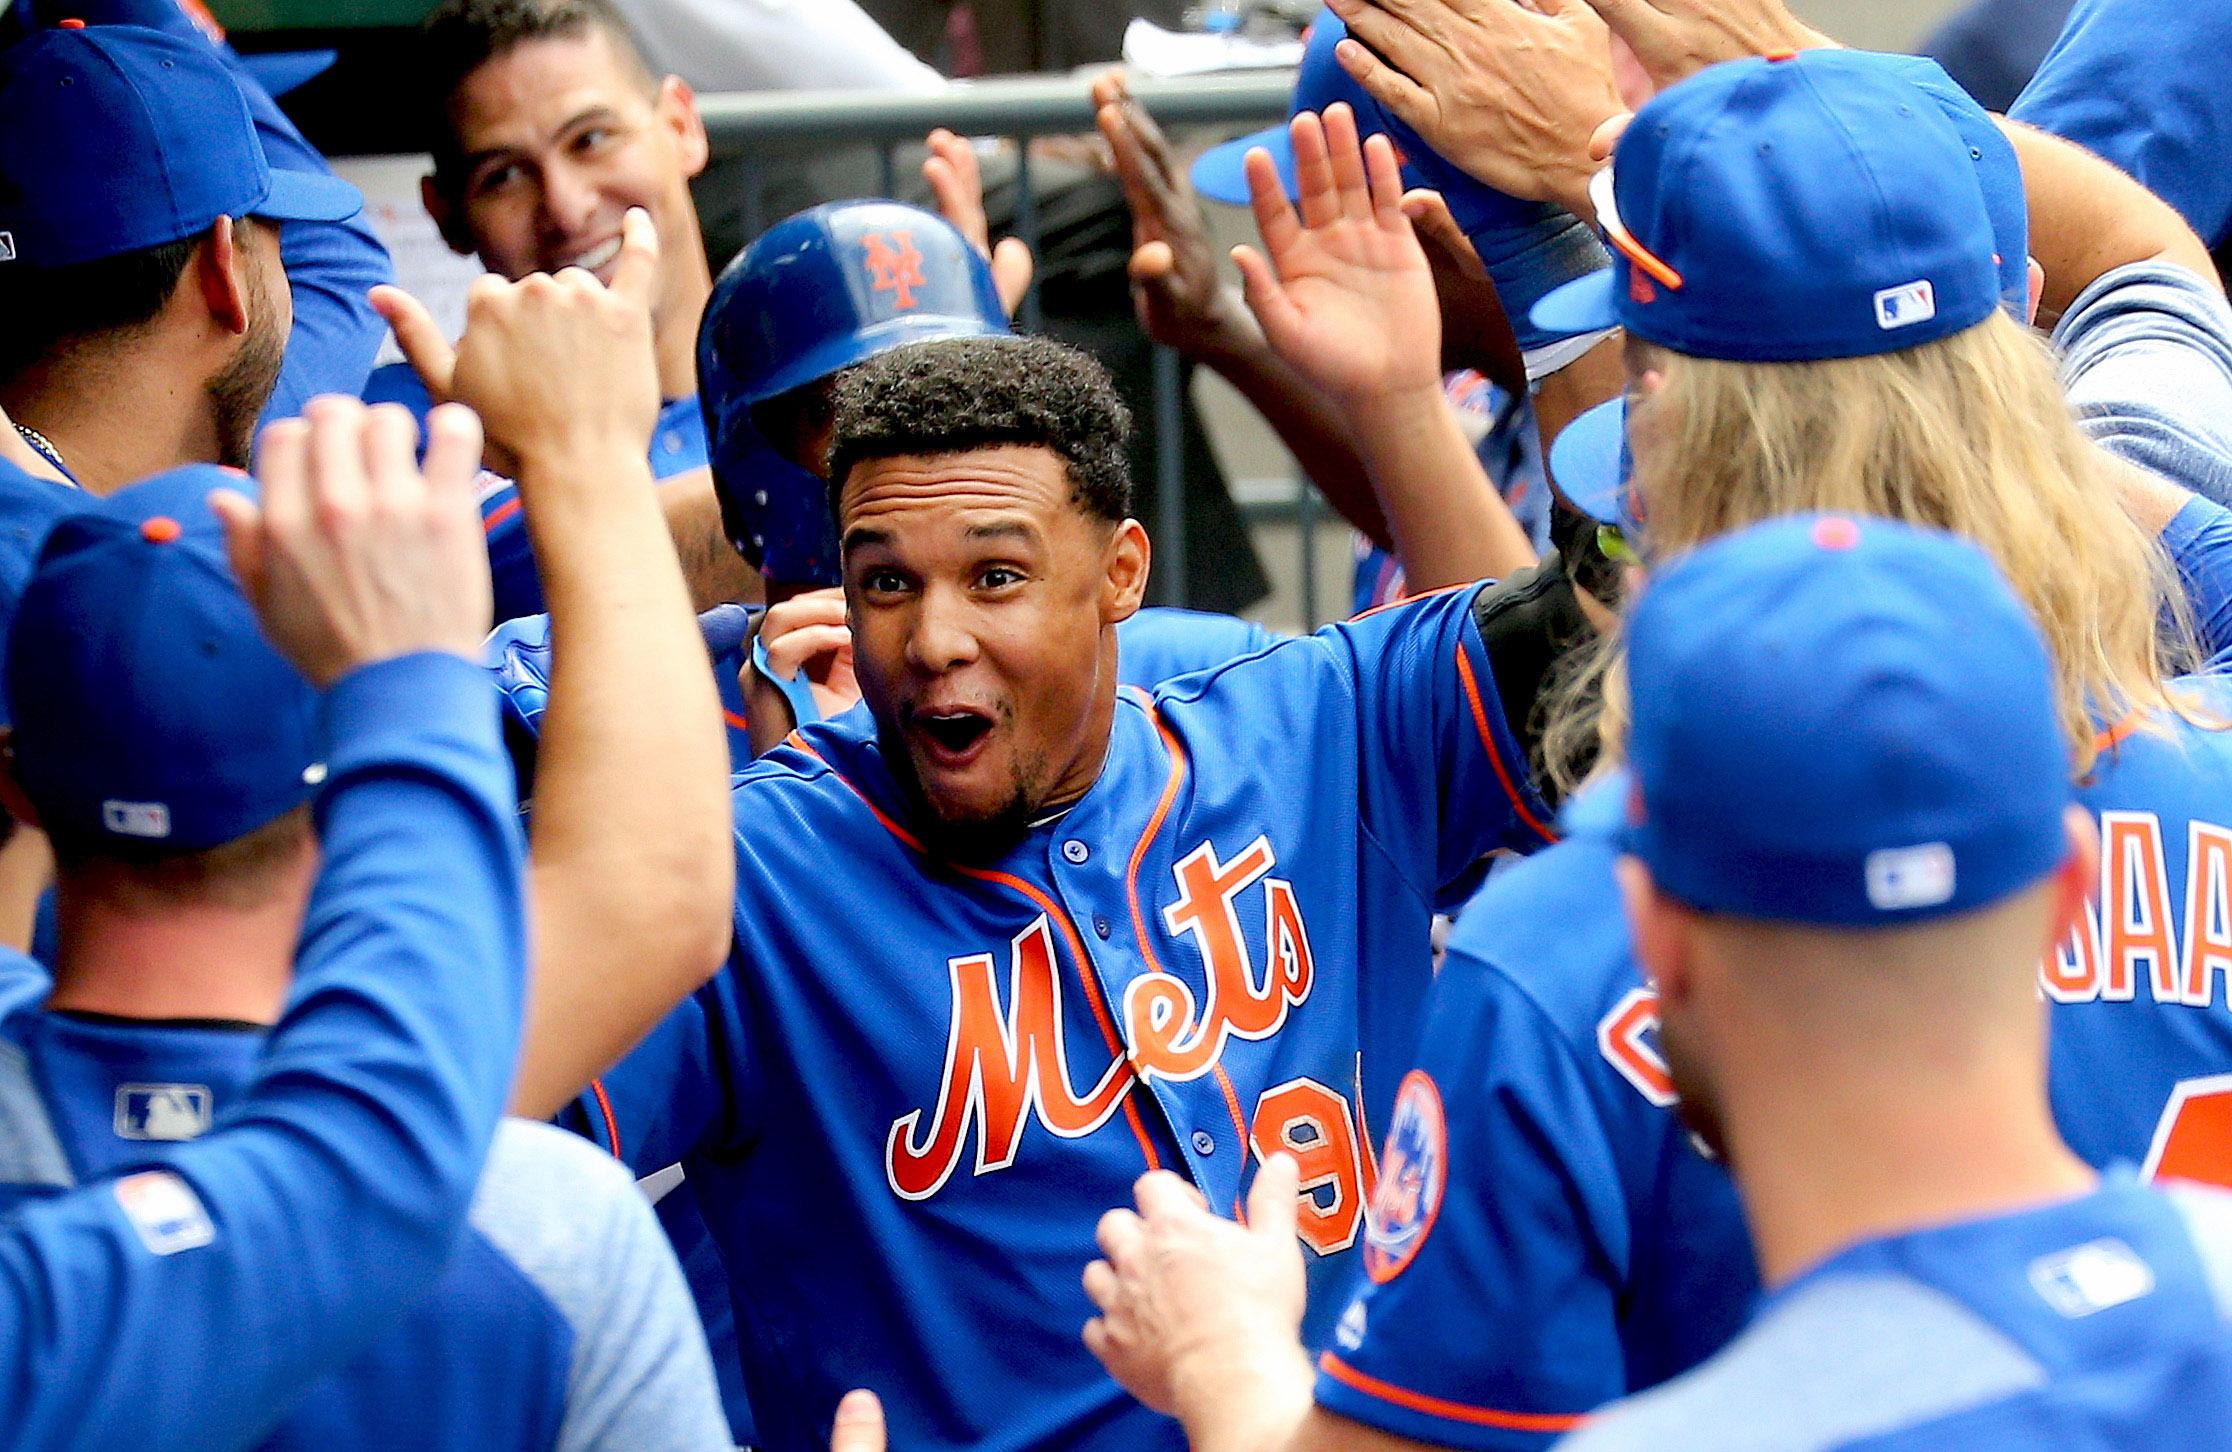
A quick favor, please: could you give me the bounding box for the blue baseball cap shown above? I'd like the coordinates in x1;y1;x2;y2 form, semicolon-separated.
7;466;323;853
0;24;360;270
1530;50;2001;363
1621;513;2073;925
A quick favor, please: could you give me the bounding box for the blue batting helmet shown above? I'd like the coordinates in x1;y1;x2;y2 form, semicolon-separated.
698;200;1010;586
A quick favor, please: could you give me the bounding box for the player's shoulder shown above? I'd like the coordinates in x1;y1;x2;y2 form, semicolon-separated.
362;360;436;417
2161;1181;2232;1320
469;1119;658;1300
728;708;892;848
1563;1270;2049;1452
1146;583;1488;711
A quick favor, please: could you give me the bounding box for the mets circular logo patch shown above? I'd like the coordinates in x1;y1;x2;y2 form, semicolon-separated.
1364;1069;1446;1283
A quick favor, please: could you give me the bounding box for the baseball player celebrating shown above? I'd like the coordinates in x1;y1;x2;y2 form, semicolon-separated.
1076;26;2232;1450
517;276;1560;1447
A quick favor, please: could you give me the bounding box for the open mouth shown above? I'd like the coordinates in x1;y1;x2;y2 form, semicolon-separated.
910;708;995;766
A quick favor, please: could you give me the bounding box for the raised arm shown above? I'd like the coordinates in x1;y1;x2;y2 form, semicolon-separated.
0;399;523;1452
429;210;734;1120
1232;105;1537;592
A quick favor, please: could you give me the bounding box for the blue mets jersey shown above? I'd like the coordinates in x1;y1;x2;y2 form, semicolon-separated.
581;583;1553;1452
1330;681;2232;1447
1562;1176;2232;1450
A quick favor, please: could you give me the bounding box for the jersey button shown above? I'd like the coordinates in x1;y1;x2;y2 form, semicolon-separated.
1191;1130;1216;1156
1093;915;1112;939
1062;840;1090;864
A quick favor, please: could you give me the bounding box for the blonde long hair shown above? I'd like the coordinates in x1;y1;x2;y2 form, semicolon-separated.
1542;311;2202;793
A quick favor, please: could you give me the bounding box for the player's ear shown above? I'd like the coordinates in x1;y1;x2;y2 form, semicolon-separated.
420;175;477;258
658;75;710;180
0;731;39;831
1616;854;1691;1002
192;217;253;338
1099;518;1150;626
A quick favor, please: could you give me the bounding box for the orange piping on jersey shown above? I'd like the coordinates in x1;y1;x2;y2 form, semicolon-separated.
722;708;750;732
1456;646;1559;846
588;1078;622;1161
1317;1354;1589;1433
1123;705;1255;1152
1350;581;1476;624
2094;710;2145;754
482;496;523;534
1210;1064;1251;1152
796;739;1163;1172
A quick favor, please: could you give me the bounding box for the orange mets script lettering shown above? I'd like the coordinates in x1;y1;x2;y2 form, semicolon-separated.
862;231;926;309
886;837;1319;1200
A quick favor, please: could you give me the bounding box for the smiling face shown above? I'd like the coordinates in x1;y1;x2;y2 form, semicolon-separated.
840;445;1149;860
430;27;707;341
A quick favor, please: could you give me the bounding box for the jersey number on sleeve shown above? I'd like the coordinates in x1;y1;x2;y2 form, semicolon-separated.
1251;1078;1377;1255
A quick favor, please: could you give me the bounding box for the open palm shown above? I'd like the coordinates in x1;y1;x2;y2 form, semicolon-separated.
1233;105;1444;406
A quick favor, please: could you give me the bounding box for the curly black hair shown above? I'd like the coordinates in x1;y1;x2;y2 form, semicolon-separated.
827;336;1134;525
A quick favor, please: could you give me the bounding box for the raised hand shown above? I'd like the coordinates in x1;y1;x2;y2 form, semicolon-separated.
1082;1156;1314;1437
923;128;1034;319
743;587;860;756
1401;188;1526;390
213;397;492;686
1326;0;1625;224
1091;71;1257;362
829;1390;886;1452
1230;105;1444;407
1579;0;1831;97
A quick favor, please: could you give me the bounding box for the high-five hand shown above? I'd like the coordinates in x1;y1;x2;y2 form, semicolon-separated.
1325;0;1624;223
1577;0;1831;97
923;128;1035;319
1230;104;1444;408
212;397;492;686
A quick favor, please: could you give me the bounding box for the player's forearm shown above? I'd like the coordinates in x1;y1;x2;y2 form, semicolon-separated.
1171;1341;1317;1452
510;445;735;1120
2000;119;2220;327
1348;384;1537;593
1194;308;1396;550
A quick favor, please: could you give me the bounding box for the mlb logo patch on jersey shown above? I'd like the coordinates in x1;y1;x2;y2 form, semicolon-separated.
114;1083;214;1142
2030;1238;2156;1317
1873;280;1937;331
113;1170;216;1257
1364;1071;1446;1284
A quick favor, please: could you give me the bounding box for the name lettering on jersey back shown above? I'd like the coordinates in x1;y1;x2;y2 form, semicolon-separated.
2043;811;2232;1009
886;836;1318;1200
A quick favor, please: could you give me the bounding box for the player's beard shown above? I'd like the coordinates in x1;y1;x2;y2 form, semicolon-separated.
207;265;287;472
1656;1008;1729;1163
877;719;1043;866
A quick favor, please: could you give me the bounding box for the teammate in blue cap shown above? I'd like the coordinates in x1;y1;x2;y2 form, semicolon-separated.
0;458;729;1451
0;395;533;1452
0;6;390;486
1076;42;2232;1452
1569;514;2232;1450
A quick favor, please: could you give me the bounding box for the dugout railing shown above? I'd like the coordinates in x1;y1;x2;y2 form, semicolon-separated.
698;71;1335;621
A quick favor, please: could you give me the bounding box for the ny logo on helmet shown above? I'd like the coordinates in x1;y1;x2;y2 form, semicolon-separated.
862;231;926;310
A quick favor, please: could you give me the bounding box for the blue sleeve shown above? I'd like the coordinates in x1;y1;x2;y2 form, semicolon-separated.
1115;607;1278;688
0;651;527;1452
2012;0;2232;247
2054;262;2232;509
1332;586;1559;900
557;962;761;1177
2159;495;2232;669
1314;955;1629;1450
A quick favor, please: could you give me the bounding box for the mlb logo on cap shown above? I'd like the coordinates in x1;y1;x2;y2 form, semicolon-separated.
1874;281;1938;331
